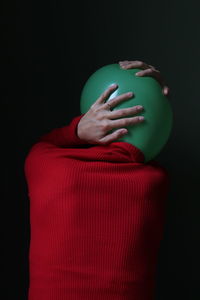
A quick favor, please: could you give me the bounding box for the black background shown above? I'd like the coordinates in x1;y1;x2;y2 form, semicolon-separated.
2;0;200;299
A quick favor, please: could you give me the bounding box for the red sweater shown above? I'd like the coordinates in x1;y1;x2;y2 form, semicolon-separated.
24;115;169;300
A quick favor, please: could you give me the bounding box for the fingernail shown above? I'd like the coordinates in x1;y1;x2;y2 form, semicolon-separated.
135;72;142;76
139;116;144;121
122;129;128;134
128;92;133;96
137;105;143;110
164;87;169;95
111;83;118;88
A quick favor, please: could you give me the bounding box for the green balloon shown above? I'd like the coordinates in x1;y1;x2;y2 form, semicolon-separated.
80;63;173;162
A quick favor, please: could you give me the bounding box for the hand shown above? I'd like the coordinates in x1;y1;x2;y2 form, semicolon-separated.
119;60;170;96
77;84;144;145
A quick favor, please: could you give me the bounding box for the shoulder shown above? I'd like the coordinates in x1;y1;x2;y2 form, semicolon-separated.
24;141;55;172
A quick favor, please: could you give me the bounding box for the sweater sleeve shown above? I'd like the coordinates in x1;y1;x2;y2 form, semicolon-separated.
37;114;89;147
24;115;90;174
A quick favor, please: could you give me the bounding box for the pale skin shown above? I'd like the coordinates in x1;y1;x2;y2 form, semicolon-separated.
77;60;169;145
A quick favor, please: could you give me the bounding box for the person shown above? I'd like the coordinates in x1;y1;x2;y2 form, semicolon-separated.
24;60;170;300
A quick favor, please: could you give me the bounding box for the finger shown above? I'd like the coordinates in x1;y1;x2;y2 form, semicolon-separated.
119;60;136;68
118;60;130;67
135;68;164;85
95;84;118;105
135;68;160;77
102;91;134;110
99;128;128;145
148;64;157;70
163;86;170;96
108;105;143;119
135;68;169;92
109;115;144;129
119;60;149;70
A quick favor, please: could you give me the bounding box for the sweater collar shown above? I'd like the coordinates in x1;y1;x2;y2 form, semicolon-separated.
74;142;145;163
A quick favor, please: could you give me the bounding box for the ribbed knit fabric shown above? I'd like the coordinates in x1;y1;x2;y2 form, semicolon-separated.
24;115;169;300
